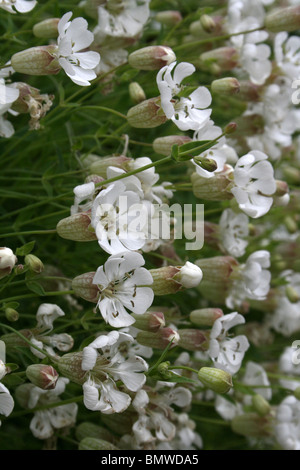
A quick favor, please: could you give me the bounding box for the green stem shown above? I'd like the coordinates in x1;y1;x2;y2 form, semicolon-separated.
7;396;83;418
61;105;127;120
0;290;75;303
192;416;230;426
169;365;199;374
0;229;56;239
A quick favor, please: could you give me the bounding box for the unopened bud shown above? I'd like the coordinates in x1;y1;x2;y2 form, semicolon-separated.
238;81;262;102
26;364;59;390
85;174;104;185
224;122;237;135
211;77;240;96
56;213;97;242
198;367;233;393
0;247;17;279
200;14;217;33
72;272;99;303
155;10;182;26
25;254;44;273
127;97;167;128
199;47;239;72
252;394;271;416
5;308;19;322
283;167;300;184
153;135;192;156
76;422;116;443
150;266;181;295
285;286;300;303
58;352;87;385
174;261;203;288
89;155;131;178
275;180;289;197
157;361;172;379
294;387;300;400
129;46;176;71
131;311;165;332
194;156;218;172
136;327;180;350
129;82;146;103
231;413;272;437
265;6;300;33
33;18;59;38
79;437;119;450
191;166;234;201
178;329;209;351
190;308;224;327
284;215;298;234
11;45;60;76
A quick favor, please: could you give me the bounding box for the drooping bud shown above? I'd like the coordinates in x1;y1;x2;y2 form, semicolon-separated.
275;180;289;198
136;327;180;350
200;14;217;33
26;364;59;390
153;135;192;156
131;311;165;332
0;247;17;279
191;166;234;201
58;352;87;385
155;10;182;26
177;329;209;351
199;47;239;72
129;82;146;103
284;215;298;234
25;254;44;273
72;272;99;303
127;97;167;128
89;155;131;178
79;437;119;451
76;422;116;443
285;286;300;303
56;213;97;242
33;18;59;38
265;6;300;33
128;46;176;71
252;394;271;417
198;367;233;394
11;45;60;76
5;308;19;322
231;413;273;437
211;77;240;96
190;308;224;327
194;156;218;173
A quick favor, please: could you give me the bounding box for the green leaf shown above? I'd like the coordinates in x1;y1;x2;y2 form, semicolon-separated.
26;281;46;296
170;143;179;161
2;374;25;387
177;140;214;160
2;302;20;310
167;373;199;385
16;241;35;256
5;363;19;372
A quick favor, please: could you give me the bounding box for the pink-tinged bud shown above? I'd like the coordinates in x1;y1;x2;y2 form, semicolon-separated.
56;213;97;242
198;367;233;394
231;413;273;437
211;77;240;96
190;308;224;327
129;46;176;71
238;81;262;102
58;352;87;385
199;47;239;72
11;45;60;76
136;327;180;350
127;97;167;128
191;166;234;201
85;174;105;185
203;221;220;248
275;180;289;197
224;122;237;135
153;135;192;156
79;437;119;451
89;155;131;178
25;254;44;273
129;82;146;103
155;10;182;26
177;329;209;351
132;311;165;332
265;6;300;32
26;364;59;390
0;247;17;279
33;18;59;38
72;272;99;303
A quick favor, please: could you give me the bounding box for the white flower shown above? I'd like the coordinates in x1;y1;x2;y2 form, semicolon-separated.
0;0;36;13
178;261;203;288
70;181;95;215
36;303;65;331
239;32;271;85
0;383;14;424
209;312;250;375
215;395;243;421
83;378;131;414
97;0;150;38
0;80;19;138
279;347;300;391
242;361;272;405
219;209;249;258
156;61;212;131
57;12;100;86
93;252;154;327
276;396;300;450
0;247;17;271
192;121;227;179
275;32;300;81
231;150;276;218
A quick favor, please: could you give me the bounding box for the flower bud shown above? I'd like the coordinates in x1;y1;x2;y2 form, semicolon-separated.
275;180;289;198
56;213;97;242
177;329;209;351
58;352;87;385
153;135;192;156
150;266;181;295
294;387;300;401
284;215;298;234
26;364;59;390
89;155;131;177
283;167;300;184
194;156;218;173
237;81;262;102
157;361;172;379
76;422;116;443
174;261;203;288
155;10;182;26
191;167;234;201
127;97;167;128
231;413;273;437
0;247;17;279
252;394;271;417
79;437;119;451
11;45;60;76
211;77;240;96
5;308;19;322
131;311;165;332
129;82;146;103
190;308;224;327
199;47;239;72
136;327;180;350
198;367;233;394
224;122;237;135
33;18;59;38
83;0;106;18
200;14;217;33
72;272;99;303
129;46;176;71
25;254;44;273
265;6;300;33
285;286;300;303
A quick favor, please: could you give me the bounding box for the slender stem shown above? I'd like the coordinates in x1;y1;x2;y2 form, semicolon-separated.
61;105;127;120
169;365;199;374
0;229;56;239
0;290;75;303
7;396;84;418
192;416;230;426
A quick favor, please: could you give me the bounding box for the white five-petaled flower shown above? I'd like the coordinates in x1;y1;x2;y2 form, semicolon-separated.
156;61;212;131
219;209;249;258
276;396;300;450
192;121;227;179
275;32;300;81
0;383;14;425
93;251;154;327
209;311;250;375
57;11;100;86
97;0;150;38
0;0;36;13
231;150;276;218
